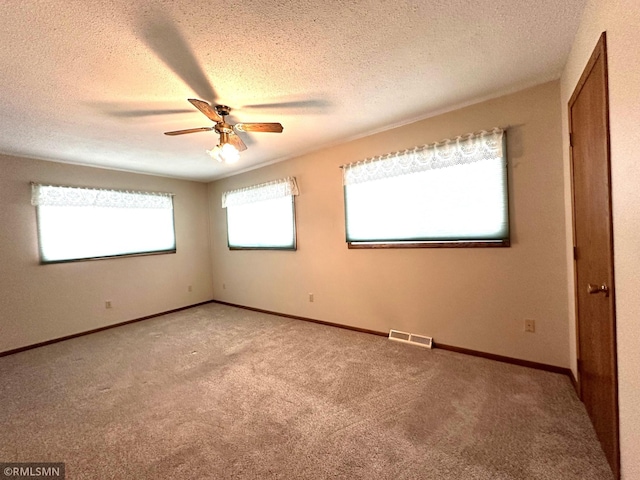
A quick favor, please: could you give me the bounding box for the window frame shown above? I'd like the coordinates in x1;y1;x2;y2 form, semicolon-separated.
342;129;510;249
225;195;298;251
33;184;177;264
222;177;299;251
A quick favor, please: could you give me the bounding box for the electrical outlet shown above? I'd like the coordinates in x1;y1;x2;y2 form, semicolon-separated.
525;319;535;333
222;283;226;290
188;285;192;292
105;301;112;309
309;293;314;302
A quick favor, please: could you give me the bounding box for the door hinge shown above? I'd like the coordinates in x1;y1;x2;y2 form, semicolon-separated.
573;246;578;260
569;132;574;147
577;358;582;372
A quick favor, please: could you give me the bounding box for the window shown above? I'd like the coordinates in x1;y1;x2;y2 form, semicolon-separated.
222;177;298;250
32;184;176;263
342;128;509;248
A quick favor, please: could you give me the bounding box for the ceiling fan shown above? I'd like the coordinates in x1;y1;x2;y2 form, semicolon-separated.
164;99;283;163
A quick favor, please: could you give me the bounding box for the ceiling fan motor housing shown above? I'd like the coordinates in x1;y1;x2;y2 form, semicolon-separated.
213;106;233;143
215;105;231;117
214;122;233;134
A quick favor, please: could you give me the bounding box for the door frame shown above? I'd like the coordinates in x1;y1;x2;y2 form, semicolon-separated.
568;31;620;477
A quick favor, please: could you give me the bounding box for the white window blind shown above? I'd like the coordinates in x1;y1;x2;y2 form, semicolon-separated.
222;177;298;249
342;128;509;246
32;184;176;262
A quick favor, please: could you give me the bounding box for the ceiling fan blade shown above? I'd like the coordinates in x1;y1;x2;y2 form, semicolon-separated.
235;123;283;133
140;13;217;102
227;133;248;151
188;99;222;122
164;127;214;136
242;99;330;110
111;108;194;118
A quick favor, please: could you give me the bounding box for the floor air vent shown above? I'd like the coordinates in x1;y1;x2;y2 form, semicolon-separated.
388;330;433;349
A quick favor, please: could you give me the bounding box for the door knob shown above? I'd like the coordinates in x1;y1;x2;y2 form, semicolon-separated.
587;283;610;297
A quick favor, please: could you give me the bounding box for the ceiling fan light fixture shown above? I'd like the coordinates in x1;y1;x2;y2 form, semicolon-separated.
207;142;240;164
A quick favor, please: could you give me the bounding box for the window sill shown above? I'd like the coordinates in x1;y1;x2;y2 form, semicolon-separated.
228;246;297;251
40;249;176;264
347;239;510;249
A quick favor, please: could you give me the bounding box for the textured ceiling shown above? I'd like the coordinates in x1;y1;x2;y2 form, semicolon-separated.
0;0;586;182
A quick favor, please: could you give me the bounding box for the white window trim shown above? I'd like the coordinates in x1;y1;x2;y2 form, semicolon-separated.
342;128;504;185
31;183;174;209
222;177;299;208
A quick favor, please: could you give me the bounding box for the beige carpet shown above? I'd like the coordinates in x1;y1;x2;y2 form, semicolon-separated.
0;303;613;479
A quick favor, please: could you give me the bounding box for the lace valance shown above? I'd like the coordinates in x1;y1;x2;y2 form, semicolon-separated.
342;128;505;185
222;177;299;208
31;184;174;209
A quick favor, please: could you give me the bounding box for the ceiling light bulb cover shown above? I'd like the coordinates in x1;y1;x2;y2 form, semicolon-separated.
207;143;240;164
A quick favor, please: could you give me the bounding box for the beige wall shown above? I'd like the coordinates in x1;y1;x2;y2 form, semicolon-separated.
209;81;570;368
0;154;214;353
561;0;640;477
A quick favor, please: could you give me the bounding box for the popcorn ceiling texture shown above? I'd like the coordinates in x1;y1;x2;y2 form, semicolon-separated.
0;0;586;181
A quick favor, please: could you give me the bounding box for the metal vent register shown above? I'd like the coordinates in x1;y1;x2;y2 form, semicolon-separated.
388;330;433;349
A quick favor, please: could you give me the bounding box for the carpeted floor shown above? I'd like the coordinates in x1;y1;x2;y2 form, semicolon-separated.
0;303;613;479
